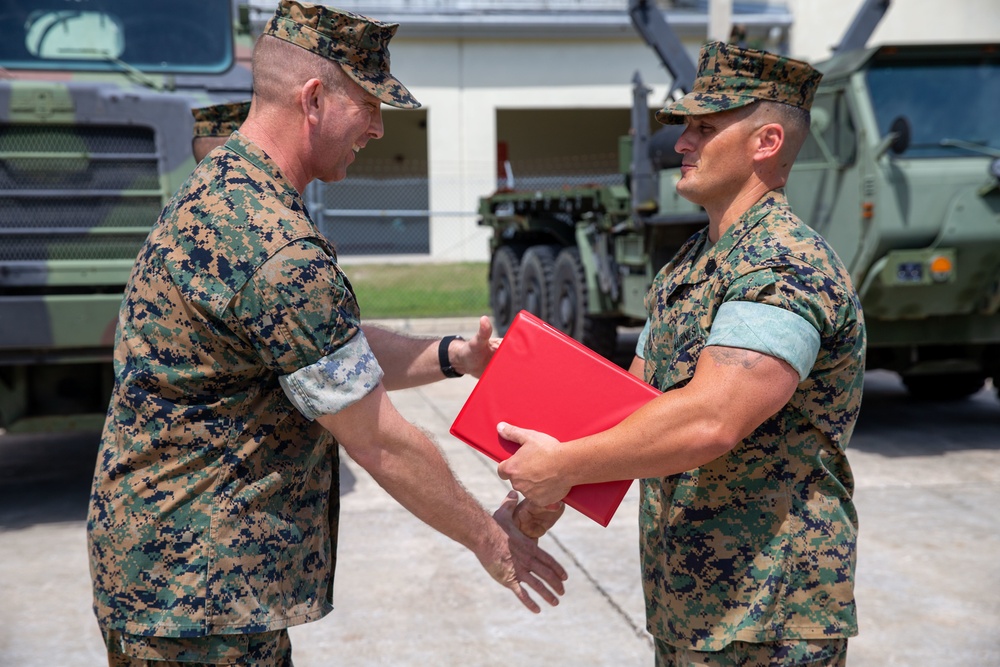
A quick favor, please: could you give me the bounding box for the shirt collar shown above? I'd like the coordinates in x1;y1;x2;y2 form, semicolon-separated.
222;130;303;211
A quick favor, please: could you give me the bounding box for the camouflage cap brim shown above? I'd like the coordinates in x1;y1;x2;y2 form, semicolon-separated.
655;92;758;124
339;61;420;110
264;3;420;109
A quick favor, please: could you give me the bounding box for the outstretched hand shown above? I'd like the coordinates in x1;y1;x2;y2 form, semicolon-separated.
486;491;568;613
452;315;501;378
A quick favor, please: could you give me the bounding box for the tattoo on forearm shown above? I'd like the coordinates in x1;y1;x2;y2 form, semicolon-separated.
706;346;764;370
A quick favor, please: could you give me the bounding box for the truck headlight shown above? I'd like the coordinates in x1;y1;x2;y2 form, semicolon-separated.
929;255;954;283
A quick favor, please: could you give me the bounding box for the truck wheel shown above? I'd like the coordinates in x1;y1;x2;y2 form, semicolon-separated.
518;245;558;321
902;372;987;401
490;246;522;336
551;247;618;359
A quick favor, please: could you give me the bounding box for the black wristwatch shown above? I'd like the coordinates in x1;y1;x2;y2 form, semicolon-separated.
438;335;465;378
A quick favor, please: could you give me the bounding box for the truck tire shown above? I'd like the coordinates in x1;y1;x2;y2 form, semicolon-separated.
518;245;558;322
490;246;522;336
550;247;618;359
901;372;987;401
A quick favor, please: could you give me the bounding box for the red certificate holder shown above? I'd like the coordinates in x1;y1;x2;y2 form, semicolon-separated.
449;310;660;527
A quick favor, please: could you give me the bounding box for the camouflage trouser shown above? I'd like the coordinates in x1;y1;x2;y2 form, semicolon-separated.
102;628;293;666
654;637;847;667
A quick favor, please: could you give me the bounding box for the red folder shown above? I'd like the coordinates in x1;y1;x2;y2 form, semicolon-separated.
450;310;660;527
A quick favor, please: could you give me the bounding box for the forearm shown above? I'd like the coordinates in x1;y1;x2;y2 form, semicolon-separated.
317;381;566;612
559;386;735;485
363;317;497;389
501;347;800;500
627;354;644;379
362;324;449;390
322;393;496;554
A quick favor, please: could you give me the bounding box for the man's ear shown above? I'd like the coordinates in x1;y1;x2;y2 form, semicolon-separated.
754;123;784;161
300;78;323;125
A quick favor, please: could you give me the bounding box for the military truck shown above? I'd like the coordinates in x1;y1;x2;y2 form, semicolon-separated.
478;0;1000;400
0;1;254;431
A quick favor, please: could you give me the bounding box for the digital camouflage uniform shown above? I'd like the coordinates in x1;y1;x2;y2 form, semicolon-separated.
191;101;251;138
641;42;866;655
88;4;421;658
87;127;378;641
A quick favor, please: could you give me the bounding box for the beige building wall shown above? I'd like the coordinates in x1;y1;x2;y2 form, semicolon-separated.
339;1;998;261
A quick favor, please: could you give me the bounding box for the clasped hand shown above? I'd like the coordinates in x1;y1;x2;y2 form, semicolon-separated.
495;421;572;507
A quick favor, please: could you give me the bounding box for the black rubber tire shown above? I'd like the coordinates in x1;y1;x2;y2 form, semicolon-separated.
550;247;618;359
902;372;987;401
489;246;522;336
518;245;558;322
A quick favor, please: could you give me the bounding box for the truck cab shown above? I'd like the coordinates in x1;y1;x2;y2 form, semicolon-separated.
0;1;252;430
787;43;1000;398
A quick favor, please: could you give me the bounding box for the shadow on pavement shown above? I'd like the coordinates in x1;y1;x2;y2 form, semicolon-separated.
0;431;361;530
850;370;1000;456
0;430;99;529
3;340;996;529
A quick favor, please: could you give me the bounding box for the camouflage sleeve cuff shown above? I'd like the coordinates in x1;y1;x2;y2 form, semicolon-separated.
635;319;651;360
279;330;384;420
707;301;820;382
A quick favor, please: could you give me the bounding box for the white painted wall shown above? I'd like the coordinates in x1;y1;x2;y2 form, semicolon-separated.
787;0;1000;62
372;37;681;261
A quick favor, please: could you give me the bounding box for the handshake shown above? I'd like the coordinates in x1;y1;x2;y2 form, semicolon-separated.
496;490;565;540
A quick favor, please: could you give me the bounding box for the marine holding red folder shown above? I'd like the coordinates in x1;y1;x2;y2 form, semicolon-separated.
479;41;866;665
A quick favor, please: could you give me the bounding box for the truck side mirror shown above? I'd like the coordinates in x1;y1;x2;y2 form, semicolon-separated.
876;115;911;158
888;116;911;155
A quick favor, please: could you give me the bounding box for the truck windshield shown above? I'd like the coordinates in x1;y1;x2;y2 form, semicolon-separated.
867;53;1000;159
0;0;233;74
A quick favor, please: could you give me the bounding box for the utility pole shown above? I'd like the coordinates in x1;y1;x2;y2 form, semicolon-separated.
708;0;733;43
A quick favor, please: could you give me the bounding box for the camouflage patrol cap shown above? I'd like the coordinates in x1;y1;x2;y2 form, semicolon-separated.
263;0;420;109
656;41;822;124
191;101;251;138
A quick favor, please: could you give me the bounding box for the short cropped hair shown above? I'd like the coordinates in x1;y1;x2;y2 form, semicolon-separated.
251;34;347;107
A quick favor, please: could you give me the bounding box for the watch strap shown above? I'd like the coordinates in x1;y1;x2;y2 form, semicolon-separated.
438;335;465;378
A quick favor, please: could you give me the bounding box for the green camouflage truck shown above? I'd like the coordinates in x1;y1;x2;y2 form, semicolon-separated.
479;3;1000;400
0;1;253;431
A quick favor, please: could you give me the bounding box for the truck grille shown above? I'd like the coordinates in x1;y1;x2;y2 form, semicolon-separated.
0;124;164;262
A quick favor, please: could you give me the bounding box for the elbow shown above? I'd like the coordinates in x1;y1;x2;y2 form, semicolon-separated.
699;418;744;461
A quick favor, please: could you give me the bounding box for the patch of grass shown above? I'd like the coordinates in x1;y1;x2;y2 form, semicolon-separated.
341;262;490;318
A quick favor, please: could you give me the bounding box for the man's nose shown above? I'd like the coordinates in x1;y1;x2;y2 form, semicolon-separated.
674;126;695;153
369;108;385;139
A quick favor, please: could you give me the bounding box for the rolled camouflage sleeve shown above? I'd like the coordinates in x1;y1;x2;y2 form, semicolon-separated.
715;261;845;380
707;301;820;381
279;329;383;419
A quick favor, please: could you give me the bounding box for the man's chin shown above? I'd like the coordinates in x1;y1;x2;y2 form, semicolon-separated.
318;171;348;184
674;182;702;206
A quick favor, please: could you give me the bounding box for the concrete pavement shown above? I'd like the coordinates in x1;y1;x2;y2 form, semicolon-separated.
288;317;652;665
1;316;998;665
